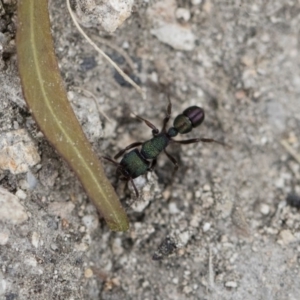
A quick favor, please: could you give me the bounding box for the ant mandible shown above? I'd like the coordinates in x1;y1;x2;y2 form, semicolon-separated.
103;98;226;197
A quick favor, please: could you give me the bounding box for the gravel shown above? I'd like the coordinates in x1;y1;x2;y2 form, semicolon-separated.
1;0;300;299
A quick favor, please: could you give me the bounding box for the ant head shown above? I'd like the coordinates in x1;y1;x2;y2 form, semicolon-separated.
173;106;205;134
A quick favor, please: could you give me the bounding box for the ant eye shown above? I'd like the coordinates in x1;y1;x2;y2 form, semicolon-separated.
182;106;205;128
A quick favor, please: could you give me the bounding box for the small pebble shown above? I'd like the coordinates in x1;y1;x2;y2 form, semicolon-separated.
231;205;250;234
50;243;59;251
0;129;40;174
0;231;9;245
169;202;180;214
235;89;247;100
81;234;92;246
84;268;93;278
149;71;159;84
190;215;200;227
202;222;211;232
225;281;238;288
131;197;150;213
175;8;191;22
48;201;75;219
278;229;295;245
183;285;193;294
79;226;86;233
24;256;37;267
16;189;27;200
122;41;129;49
203;184;211;192
13;121;19;129
0;273;7;295
178;231;190;246
111;277;120;286
0;187;28;224
31;231;40;248
151;24;195;51
112;237;124;256
195;190;202;198
260;136;268;145
260;203;270;215
191;0;202;4
61;218;70;229
26;171;38;190
202;196;214;208
82;215;99;232
73;0;133;32
75;242;89;252
147;0;195;51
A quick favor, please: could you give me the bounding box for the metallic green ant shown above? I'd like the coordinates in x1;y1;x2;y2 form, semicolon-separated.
103;98;225;197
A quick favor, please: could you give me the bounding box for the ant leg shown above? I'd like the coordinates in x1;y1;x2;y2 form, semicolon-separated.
114;142;143;159
162;96;172;133
133;113;159;136
164;149;179;177
149;158;157;171
173;138;229;148
102;156;120;166
129;177;139;198
119;177;139;202
102;156;121;191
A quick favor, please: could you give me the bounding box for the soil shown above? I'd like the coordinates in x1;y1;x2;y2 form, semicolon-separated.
1;0;300;299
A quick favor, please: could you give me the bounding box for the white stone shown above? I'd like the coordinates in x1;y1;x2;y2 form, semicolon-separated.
151;24;195;51
225;281;238;288
26;171;38;190
260;203;270;215
75;242;89;252
203;222;211;232
169;202;180;214
112;237;124;255
190;215;200;227
16;189;27;200
0;129;40;174
178;231;190;246
122;41;129;49
0;231;9;245
191;0;202;4
31;232;40;248
175;8;191;22
278;229;295;245
203;184;211;192
82;215;99;232
147;0;195;51
0;272;7;296
73;0;134;32
131;197;150;212
24;256;37;267
48;201;75;219
84;268;94;278
0;187;28;224
195;190;202;198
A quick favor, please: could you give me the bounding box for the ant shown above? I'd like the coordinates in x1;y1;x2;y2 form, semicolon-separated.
103;98;226;197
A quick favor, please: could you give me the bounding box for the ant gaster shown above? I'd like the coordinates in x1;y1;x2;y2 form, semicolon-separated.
103;98;225;197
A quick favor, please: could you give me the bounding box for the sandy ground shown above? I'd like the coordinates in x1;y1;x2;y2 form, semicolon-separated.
1;0;300;299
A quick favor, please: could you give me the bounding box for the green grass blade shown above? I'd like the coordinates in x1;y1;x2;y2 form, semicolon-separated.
16;0;129;231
